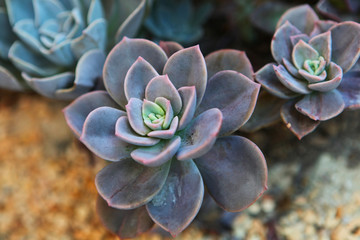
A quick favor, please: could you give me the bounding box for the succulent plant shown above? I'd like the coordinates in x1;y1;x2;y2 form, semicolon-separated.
0;0;148;99
317;0;360;22
251;5;360;139
144;0;212;45
63;38;268;237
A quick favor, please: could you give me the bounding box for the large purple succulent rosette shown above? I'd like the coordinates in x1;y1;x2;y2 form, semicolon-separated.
64;38;268;237
253;5;360;139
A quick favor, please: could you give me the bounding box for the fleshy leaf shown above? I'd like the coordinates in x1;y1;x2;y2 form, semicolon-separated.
195;136;268;212
9;42;61;77
176;108;222;161
115;116;160;147
126;98;151;136
290;34;309;46
12;19;41;52
292;40;319;70
80;106;133;161
241;92;286;132
298;69;327;83
271;21;302;63
145;75;182;115
255;63;298;99
159;41;184;58
55;49;106;100
0;66;24;91
276;4;319;35
5;0;34;25
124;57;159;101
0;8;16;59
71;19;107;59
283;58;301;78
33;0;65;26
196;70;260;135
309;31;332;64
295;90;345;121
87;0;104;23
281;99;320;139
147;160;204;236
147;116;179;139
103;37;168;107
155;97;174;129
308;62;342;92
163;45;207;106
131;136;181;167
115;0;147;42
330;21;360;73
63;91;119;137
273;65;311;94
95;158;170;209
205;49;254;80
177;86;197;131
338;71;360;109
310;20;337;36
96;195;154;238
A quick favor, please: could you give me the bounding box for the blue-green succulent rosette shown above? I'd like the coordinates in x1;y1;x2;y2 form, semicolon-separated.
64;38;268;237
0;0;148;100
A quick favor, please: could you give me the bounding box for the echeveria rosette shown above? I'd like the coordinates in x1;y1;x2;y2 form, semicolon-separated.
64;38;268;237
252;5;360;139
0;0;148;99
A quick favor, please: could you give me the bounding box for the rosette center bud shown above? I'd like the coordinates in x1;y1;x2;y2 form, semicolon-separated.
303;56;326;76
142;98;174;131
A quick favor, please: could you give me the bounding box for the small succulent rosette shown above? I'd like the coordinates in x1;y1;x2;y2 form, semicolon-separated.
253;5;360;139
64;38;268;237
0;0;148;99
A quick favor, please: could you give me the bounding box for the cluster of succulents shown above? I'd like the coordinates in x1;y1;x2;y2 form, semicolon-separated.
1;0;360;238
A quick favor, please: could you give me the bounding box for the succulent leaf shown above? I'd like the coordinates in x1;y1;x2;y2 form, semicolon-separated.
163;45;207;107
126;98;151;136
195;136;268;212
292;40;320;70
159;41;184;58
280;100;320;139
95;159;171;209
115;116;160;147
176;108;222;161
295;90;345;121
273;65;311;94
131;137;181;167
338;71;360;109
205;49;254;80
177;86;197;131
124;57;159;101
308;62;343;92
80;106;135;161
147;116;179;139
196;70;260;135
290;34;309;47
96;195;154;239
308;31;332;64
104;37;168;107
147;159;204;236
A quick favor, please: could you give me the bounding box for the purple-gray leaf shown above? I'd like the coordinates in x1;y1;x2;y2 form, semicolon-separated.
80;106;133;161
63;91;119;138
145;75;182;115
196;70;260;135
176;108;222;161
146;160;204;236
115;116;160;146
308;62;342;92
290;34;309;46
124;57;159;101
276;4;319;35
298;69;327;83
96;195;154;238
95;158;170;209
256;63;299;99
177;86;197;131
271;21;302;63
195;136;268;212
337;71;360;109
295;90;345;121
126;98;151;136
283;58;301;78
159;41;184;58
147;116;179;139
292;40;319;70
103;37;168;108
330;21;360;73
273;65;311;94
309;31;332;64
205;49;254;80
281;100;320;139
131;136;181;167
163;45;207;106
